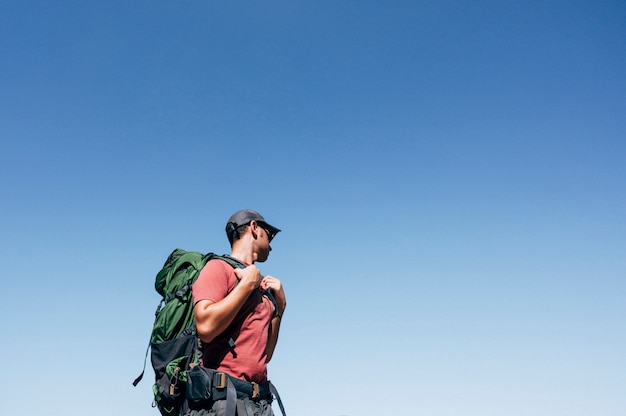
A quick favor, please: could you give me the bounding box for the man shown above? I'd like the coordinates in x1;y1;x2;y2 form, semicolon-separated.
191;209;287;416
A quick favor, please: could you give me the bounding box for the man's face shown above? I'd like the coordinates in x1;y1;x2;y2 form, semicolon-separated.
256;223;273;262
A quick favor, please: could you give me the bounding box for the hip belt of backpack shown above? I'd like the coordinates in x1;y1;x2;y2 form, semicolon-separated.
197;370;287;416
212;372;273;401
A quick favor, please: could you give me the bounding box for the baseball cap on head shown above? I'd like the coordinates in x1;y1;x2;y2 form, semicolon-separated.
225;209;281;244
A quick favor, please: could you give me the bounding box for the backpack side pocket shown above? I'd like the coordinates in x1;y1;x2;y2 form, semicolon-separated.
186;366;215;409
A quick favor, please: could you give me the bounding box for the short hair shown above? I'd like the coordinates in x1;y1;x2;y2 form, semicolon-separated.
228;223;250;246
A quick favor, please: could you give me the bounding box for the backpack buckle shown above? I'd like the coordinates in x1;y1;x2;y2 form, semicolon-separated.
214;372;227;389
251;382;260;399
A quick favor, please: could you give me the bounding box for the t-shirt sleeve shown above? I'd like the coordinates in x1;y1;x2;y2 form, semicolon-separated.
192;259;235;305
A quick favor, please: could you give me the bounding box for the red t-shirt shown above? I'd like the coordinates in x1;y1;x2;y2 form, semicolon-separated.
192;258;274;383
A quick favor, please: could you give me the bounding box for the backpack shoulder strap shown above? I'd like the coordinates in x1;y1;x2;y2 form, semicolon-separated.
208;255;278;314
208;253;246;269
201;254;246;291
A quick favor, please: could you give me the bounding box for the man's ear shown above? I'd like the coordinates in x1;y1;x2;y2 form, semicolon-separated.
249;220;259;239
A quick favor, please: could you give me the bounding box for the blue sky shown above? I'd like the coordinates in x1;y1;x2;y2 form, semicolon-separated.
1;1;625;415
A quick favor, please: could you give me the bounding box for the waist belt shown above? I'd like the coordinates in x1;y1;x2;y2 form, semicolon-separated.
211;372;273;401
186;367;287;416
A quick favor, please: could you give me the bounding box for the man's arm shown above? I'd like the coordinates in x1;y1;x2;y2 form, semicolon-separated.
194;265;262;343
261;276;286;362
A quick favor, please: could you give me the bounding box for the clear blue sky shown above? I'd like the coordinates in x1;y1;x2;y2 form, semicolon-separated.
1;1;625;415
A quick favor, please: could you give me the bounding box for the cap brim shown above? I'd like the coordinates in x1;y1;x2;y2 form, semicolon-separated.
261;222;281;237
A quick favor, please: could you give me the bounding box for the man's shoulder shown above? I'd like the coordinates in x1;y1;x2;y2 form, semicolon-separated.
193;257;238;301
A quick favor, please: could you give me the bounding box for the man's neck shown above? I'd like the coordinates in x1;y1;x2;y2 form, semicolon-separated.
230;247;255;265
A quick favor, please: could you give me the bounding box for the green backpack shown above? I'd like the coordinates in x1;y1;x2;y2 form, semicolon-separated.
133;248;244;416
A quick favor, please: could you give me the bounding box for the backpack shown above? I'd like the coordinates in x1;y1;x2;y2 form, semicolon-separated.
133;248;244;416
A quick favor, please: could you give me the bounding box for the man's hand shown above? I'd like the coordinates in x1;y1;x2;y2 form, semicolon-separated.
261;275;287;315
234;265;263;290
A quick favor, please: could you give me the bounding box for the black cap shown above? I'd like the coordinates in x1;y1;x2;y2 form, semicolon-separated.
225;209;281;244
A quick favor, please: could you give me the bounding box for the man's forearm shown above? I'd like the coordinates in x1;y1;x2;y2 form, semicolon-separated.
265;314;283;362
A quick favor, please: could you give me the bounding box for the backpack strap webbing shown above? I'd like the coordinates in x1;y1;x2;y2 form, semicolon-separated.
132;299;163;386
225;376;237;416
270;381;287;416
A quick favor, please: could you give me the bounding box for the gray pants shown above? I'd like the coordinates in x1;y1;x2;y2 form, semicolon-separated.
188;398;275;416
